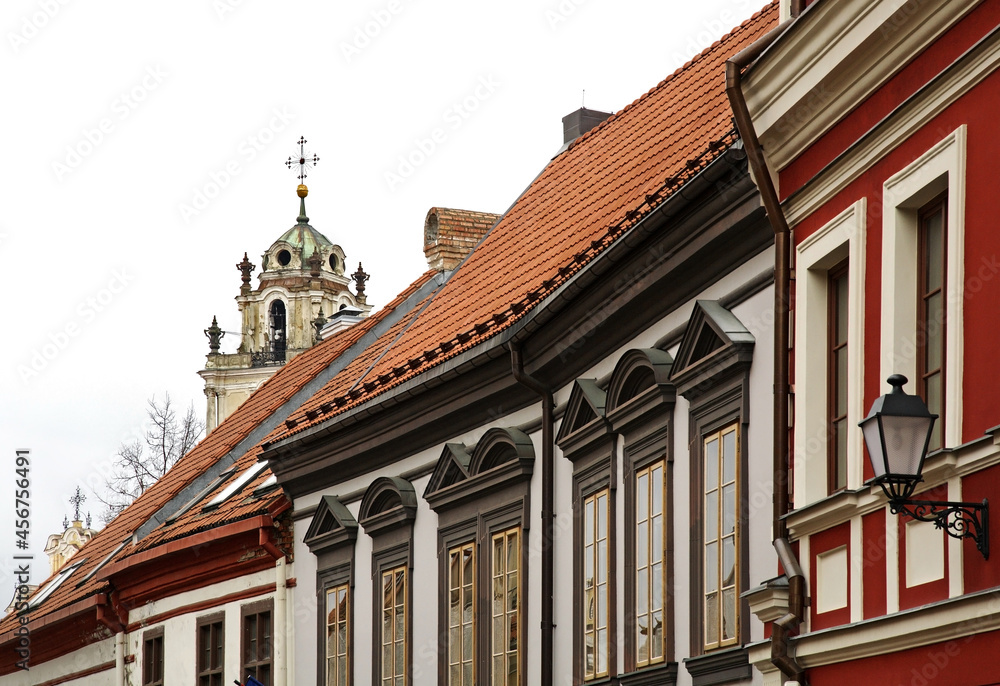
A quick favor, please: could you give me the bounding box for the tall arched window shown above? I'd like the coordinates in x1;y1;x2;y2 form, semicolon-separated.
269;300;287;354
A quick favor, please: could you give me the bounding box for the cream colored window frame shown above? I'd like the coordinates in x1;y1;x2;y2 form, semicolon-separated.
635;461;666;666
448;542;475;686
794;199;867;504
703;424;739;650
381;566;407;686
326;583;350;686
583;489;610;680
881;125;965;450
491;528;521;686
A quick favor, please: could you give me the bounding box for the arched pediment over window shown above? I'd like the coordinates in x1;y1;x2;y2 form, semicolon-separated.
606;349;675;414
469;427;534;476
424;428;535;513
359;477;417;538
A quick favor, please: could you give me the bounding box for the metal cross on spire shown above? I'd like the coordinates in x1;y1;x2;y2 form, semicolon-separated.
285;136;320;182
70;486;86;522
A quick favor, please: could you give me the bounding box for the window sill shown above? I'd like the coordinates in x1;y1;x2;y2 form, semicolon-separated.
684;646;751;686
617;662;677;686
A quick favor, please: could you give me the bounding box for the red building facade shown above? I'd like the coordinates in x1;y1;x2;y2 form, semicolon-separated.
738;1;1000;683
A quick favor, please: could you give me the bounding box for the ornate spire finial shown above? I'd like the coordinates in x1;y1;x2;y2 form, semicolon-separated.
352;262;370;305
70;487;86;522
308;248;322;278
237;252;256;295
86;512;92;528
205;315;225;354
63;515;69;529
313;307;328;343
286;136;319;225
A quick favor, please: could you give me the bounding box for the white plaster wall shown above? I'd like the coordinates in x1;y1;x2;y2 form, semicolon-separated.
290;247;776;686
0;638;115;686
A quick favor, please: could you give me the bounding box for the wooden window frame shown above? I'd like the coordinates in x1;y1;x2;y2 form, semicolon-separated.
701;423;740;651
446;540;476;686
583;487;611;681
241;598;274;685
197;613;225;686
425;430;533;686
489;526;522;686
379;562;408;686
917;192;948;453
325;577;352;686
827;259;850;494
142;626;164;686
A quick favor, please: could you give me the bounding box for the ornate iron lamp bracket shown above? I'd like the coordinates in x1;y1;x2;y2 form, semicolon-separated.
880;484;990;560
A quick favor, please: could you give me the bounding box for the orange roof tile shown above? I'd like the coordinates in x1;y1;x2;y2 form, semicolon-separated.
270;3;778;442
0;269;439;638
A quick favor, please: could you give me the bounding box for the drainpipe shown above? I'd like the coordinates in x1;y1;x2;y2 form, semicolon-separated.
726;17;807;684
510;341;554;686
273;555;288;686
115;631;125;686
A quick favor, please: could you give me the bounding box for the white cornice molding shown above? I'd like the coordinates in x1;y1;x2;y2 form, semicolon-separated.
784;26;1000;226
750;587;1000;676
745;0;980;175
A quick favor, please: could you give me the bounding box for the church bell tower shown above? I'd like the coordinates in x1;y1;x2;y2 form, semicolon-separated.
199;137;372;431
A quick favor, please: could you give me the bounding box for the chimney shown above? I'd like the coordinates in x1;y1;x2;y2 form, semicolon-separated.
562;107;612;145
424;207;501;272
320;305;365;340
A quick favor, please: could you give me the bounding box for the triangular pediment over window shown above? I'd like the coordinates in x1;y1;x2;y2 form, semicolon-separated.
670;300;755;399
556;379;612;458
424;428;534;512
425;443;473;495
304;495;358;554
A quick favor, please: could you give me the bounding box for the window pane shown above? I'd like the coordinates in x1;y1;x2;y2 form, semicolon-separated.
651;562;663;612
836;346;848;416
651;467;663;516
835;272;849;341
722;536;736;588
507;532;518;572
705;593;718;646
925;211;944;290
637;472;648;521
637;568;648;614
585;498;595;546
723;430;736;483
597;493;608;539
723;484;736;535
597;541;607;585
723;587;737;642
705;438;718;485
705;542;718;593
705;491;717;543
637;521;648;567
926;292;944;364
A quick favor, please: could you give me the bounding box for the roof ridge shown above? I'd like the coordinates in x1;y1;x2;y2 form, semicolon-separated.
566;1;778;151
275;126;741;440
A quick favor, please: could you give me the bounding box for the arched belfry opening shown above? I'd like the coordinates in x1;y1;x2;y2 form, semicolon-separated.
269;300;287;355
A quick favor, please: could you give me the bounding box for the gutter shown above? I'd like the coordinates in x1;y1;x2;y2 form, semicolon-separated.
509;341;554;686
725;14;807;685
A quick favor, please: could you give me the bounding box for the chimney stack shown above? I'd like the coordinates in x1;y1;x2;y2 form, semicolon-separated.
562;107;612;145
424;207;501;272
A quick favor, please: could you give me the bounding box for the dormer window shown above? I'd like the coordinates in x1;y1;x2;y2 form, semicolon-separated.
203;461;270;511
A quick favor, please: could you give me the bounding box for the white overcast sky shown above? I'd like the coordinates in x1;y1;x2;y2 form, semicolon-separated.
1;0;766;584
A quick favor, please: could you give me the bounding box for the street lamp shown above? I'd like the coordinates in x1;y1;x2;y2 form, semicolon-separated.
860;374;989;560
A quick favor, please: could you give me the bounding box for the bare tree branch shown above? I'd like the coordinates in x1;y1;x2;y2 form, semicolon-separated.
93;394;205;525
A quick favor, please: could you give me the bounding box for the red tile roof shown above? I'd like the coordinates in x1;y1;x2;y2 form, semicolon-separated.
270;2;778;442
1;0;778;647
0;270;438;638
